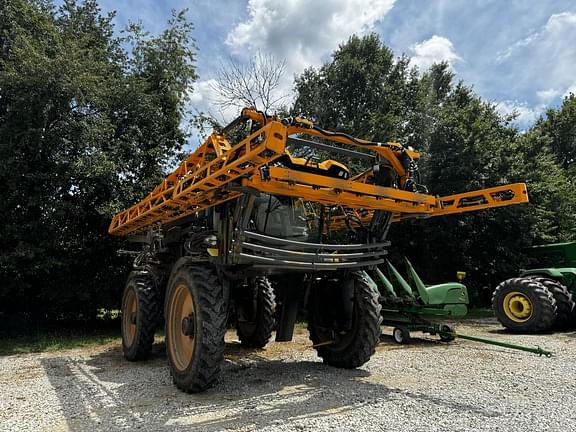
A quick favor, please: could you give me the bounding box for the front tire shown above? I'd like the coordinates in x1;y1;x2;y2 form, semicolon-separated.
492;277;556;332
165;260;227;393
308;272;382;368
121;272;161;361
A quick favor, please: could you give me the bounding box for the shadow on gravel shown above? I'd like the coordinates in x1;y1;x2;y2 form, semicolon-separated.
41;341;500;431
379;333;441;346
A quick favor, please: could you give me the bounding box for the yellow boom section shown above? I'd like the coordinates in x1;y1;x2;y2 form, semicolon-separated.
109;119;287;236
325;183;528;231
109;109;529;237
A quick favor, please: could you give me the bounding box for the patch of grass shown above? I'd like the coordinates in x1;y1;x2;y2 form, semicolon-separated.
0;321;121;356
96;308;121;320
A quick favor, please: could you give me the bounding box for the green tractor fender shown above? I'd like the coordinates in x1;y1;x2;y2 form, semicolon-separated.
520;268;576;290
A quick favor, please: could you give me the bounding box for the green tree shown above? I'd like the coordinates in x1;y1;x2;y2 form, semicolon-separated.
0;0;197;317
525;94;576;240
293;33;412;142
536;93;576;169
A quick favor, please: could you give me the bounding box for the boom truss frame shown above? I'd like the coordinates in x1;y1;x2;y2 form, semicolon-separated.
109;109;528;237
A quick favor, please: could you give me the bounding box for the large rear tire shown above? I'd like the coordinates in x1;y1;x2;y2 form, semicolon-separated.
308;272;382;368
236;276;276;348
526;277;575;329
164;261;227;393
121;272;161;361
492;277;556;332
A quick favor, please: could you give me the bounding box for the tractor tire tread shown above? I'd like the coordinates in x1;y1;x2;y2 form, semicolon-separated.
165;261;226;393
237;276;276;348
122;271;161;361
309;272;382;368
527;277;575;329
492;277;556;333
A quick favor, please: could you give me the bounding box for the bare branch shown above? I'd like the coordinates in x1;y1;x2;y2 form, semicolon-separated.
210;51;289;113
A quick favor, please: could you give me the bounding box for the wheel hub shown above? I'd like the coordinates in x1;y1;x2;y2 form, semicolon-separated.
167;283;195;372
181;314;195;337
503;291;533;322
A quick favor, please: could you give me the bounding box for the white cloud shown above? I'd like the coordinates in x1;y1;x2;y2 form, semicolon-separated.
545;11;576;32
409;35;461;71
564;82;576;98
496;100;544;126
536;88;561;103
224;0;396;101
188;79;218;106
188;79;239;124
496;12;576;98
498;12;576;61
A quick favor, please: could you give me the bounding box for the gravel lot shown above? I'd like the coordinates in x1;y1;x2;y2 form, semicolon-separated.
1;319;575;432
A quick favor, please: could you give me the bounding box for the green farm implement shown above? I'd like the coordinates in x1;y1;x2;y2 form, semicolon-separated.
365;259;552;357
366;259;467;344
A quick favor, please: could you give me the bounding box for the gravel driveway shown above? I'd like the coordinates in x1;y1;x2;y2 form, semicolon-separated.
1;319;575;431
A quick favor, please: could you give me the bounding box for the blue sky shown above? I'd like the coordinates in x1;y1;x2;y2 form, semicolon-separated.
79;0;576;128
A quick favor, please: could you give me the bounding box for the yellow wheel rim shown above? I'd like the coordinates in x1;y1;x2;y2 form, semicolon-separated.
167;284;195;372
122;287;138;347
503;291;533;322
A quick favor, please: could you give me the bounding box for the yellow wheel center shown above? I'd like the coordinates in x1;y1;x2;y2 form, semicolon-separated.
167;284;195;372
503;291;533;322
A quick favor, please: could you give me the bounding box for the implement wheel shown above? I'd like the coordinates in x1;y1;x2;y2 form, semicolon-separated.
165;261;227;393
439;324;456;342
392;326;411;344
236;276;276;348
492;277;556;332
121;272;161;361
527;277;575;329
308;272;382;368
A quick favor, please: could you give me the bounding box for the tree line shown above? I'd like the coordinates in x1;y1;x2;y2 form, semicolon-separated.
0;0;196;317
0;1;574;317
